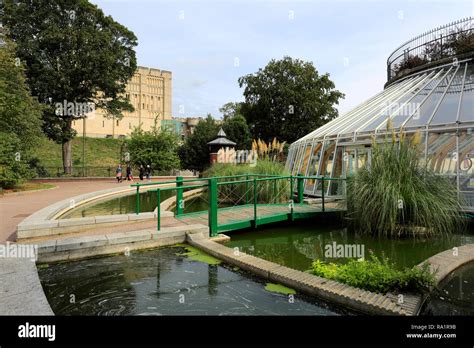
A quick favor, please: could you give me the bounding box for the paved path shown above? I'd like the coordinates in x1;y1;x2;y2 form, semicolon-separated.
0;180;138;242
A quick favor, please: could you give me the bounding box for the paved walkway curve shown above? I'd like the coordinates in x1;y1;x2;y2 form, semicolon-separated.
0;180;124;242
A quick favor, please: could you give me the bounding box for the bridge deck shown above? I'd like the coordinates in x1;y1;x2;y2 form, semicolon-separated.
176;202;344;233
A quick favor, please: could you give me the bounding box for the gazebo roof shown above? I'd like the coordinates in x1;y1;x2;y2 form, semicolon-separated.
207;128;236;146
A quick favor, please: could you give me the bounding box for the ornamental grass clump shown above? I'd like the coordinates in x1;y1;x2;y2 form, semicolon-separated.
346;130;465;238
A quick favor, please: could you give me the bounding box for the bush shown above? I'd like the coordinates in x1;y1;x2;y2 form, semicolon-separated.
346;130;465;237
0;132;34;189
311;252;435;294
124;126;180;172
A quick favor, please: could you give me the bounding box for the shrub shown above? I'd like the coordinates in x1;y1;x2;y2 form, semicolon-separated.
124;126;180;172
346;130;465;237
311;252;435;294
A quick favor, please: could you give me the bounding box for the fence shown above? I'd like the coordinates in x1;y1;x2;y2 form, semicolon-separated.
386;17;473;82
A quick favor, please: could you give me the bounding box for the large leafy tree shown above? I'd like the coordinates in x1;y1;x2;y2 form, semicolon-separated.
125;127;181;173
0;31;43;188
2;0;137;173
178;115;219;171
238;56;344;143
222;114;251;150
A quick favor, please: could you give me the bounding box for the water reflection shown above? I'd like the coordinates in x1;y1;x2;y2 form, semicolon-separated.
422;262;474;315
39;246;348;316
227;221;474;271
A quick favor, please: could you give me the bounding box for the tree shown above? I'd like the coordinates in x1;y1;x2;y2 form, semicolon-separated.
3;0;137;173
222;114;251;150
178;115;219;171
125;127;180;173
0;31;43;188
219;102;243;120
238;56;344;143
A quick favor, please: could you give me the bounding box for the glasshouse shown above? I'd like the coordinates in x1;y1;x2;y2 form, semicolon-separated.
286;18;474;211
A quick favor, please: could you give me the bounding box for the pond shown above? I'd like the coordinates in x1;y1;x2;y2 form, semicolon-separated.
421;261;474;315
59;191;212;219
38;246;351;316
60;190;174;219
227;220;474;271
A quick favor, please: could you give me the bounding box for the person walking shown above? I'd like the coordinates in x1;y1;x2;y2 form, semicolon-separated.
145;164;151;180
139;165;145;181
115;164;123;183
126;164;132;181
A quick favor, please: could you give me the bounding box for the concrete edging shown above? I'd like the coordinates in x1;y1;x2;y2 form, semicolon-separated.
185;232;423;316
417;244;474;285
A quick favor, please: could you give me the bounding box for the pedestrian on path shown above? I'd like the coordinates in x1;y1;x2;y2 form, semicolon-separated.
115;164;123;183
126;164;133;181
139;165;145;181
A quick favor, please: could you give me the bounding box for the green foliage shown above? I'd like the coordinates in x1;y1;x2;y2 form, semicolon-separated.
0;33;43;188
125;127;180;171
202;160;290;204
3;0;137;171
222;114;251;150
346;132;465;237
0;133;34;189
219;102;243;120
179;115;220;171
238;56;344;143
311;252;435;294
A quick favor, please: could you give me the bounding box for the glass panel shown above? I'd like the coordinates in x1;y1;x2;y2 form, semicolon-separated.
459;129;474;208
343;147;357;177
291;145;305;175
354;73;431;134
390;69;445;128
298;144;313;176
356;146;371;170
329;146;344;196
430;65;465;125
304;142;323;193
406;68;456;128
459;64;474;123
334;76;422;136
426;133;456;175
315;141;336;195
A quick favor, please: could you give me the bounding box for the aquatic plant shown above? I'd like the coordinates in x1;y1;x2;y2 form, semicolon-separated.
311;252;435;294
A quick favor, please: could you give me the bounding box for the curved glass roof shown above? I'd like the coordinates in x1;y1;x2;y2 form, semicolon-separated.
292;60;473;146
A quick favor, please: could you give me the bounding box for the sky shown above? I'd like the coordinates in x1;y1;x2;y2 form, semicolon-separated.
92;0;473;118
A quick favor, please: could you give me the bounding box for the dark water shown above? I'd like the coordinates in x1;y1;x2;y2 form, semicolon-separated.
38;246;349;316
60;190;174;219
227;221;474;271
421;262;474;315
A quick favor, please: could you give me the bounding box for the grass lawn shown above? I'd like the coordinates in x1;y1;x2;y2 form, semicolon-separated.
31;137;124;168
0;182;56;194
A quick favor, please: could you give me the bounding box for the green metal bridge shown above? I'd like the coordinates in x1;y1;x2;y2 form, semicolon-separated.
132;174;346;237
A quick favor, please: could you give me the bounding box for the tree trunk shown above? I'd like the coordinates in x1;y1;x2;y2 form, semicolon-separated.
62;139;72;174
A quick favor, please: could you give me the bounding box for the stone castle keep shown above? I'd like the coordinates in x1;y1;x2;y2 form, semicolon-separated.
72;66;172;138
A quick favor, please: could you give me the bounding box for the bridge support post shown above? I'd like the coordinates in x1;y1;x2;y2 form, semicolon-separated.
135;185;140;215
253;177;258;228
156;189;161;231
176;176;183;216
297;174;304;204
208;178;218;237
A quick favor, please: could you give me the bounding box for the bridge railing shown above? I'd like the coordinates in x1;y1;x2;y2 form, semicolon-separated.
138;174;346;237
